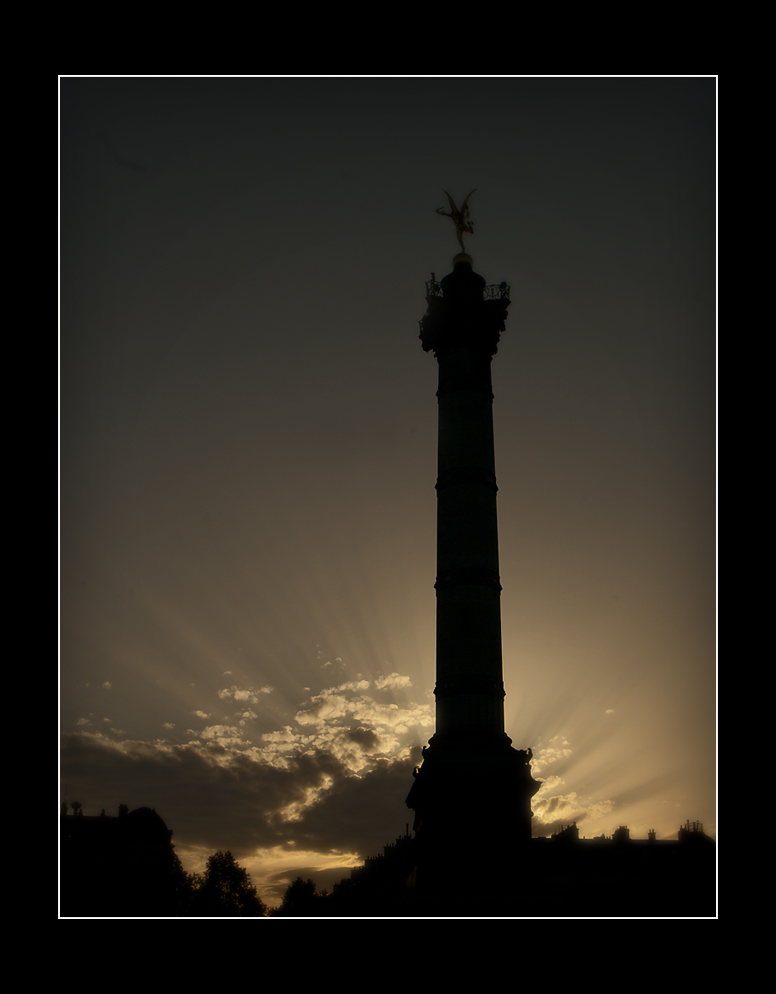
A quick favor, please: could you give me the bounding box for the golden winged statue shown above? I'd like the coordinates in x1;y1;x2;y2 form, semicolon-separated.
436;189;476;251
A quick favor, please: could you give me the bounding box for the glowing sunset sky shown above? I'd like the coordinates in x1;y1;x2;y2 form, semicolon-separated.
60;77;716;906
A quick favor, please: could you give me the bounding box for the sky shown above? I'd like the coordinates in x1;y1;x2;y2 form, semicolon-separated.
60;76;716;907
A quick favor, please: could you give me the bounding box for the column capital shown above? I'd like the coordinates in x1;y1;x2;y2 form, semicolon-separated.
419;263;510;357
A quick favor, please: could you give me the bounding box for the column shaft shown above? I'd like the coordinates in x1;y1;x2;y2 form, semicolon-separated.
435;346;504;736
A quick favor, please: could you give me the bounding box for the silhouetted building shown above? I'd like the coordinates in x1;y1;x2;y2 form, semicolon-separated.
331;820;714;917
60;803;183;916
405;253;540;894
528;820;715;917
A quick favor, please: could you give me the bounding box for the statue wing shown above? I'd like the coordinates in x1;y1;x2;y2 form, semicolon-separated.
460;189;477;217
442;190;458;214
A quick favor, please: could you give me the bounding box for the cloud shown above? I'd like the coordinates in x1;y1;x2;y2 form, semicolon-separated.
533;786;615;838
537;774;564;793
375;673;412;690
288;753;422;856
217;685;272;704
60;730;416;861
60;670;433;885
101;682;112;691
234;689;260;702
344;727;380;751
295;694;350;725
260;720;401;775
200;725;245;748
330;680;371;694
293;675;432;736
530;735;574;775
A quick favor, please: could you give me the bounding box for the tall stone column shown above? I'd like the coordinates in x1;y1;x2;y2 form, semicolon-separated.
407;254;540;887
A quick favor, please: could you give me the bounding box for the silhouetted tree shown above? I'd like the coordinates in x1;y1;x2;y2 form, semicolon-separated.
275;876;321;917
169;852;201;916
190;851;266;917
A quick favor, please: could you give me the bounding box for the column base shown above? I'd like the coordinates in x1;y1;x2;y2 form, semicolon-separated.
406;730;541;894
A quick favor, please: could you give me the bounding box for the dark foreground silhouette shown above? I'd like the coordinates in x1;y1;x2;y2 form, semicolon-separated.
60;805;265;917
60;804;715;917
323;822;716;918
